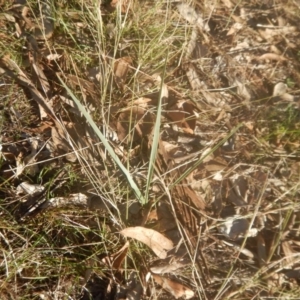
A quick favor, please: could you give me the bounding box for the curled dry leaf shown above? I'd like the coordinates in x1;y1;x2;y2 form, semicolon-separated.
177;3;209;32
185;28;198;59
152;202;177;233
110;0;131;13
31;56;51;98
185;65;203;90
16;182;45;196
175;184;206;211
258;53;287;62
257;233;267;267
273;82;287;97
117;106;154;142
221;0;234;8
16;139;39;177
150;253;189;274
227;22;243;36
114;56;132;90
46;53;62;61
167;100;196;134
132;97;152;107
234;78;252;105
120;227;173;259
33;0;54;40
218;215;258;240
102;241;129;270
51;126;77;162
48;193;88;208
0;56;56;119
152;274;194;299
260;26;297;40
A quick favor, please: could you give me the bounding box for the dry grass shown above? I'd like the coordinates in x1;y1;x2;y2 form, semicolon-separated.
1;0;300;299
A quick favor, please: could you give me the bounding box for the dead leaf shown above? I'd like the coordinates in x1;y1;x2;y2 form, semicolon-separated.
65;73;97;102
132;97;152;107
258;53;287;62
16;182;45;196
48;193;88;208
46;53;62;61
221;0;234;8
234;78;252;106
171;182;205;250
117;106;154;142
185;27;198;59
114;56;132;90
154;202;177;233
150;260;186;274
273;82;287;97
282;241;295;266
257;233;267;267
103;241;129;270
110;0;131;13
31;58;51;98
152;274;194;299
0;56;56;119
259;26;297;41
227;22;243;36
175;184;206;211
33;0;54;40
177;3;209;32
185;65;203;90
120;227;173;259
167;100;196;134
16;139;39;177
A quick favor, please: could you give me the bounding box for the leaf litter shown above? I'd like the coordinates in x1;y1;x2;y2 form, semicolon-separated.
1;0;300;299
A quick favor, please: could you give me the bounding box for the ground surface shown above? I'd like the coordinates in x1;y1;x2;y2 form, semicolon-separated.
1;0;300;299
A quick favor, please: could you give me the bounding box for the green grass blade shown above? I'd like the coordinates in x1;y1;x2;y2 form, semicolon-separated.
170;123;244;188
57;75;145;204
144;56;168;204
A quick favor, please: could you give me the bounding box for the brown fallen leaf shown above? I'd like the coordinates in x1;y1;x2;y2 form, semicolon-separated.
177;3;209;32
51;125;77;162
175;184;206;211
0;56;56;120
110;0;131;13
185;65;203;90
120;227;173;259
132;97;152;107
150;251;189;274
16;139;39;177
257;233;267;267
65;73;98;102
156;202;177;232
30;53;51;99
117;106;154;142
167;100;196;134
114;56;132;90
259;26;297;41
102;241;129;270
152;274;194;299
33;0;54;40
272;82;294;102
258;53;287;62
